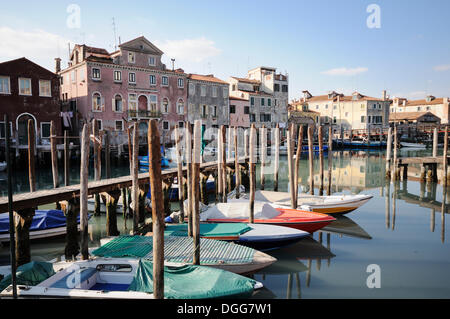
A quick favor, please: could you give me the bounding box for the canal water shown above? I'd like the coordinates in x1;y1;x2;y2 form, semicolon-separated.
0;148;449;299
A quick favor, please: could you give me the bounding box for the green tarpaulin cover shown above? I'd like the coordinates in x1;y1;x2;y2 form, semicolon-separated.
164;223;252;238
128;259;256;299
0;261;55;292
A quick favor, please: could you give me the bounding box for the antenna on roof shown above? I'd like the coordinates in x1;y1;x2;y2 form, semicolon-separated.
112;17;118;51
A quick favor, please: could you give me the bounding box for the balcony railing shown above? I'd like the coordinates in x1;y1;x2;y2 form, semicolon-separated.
128;110;162;119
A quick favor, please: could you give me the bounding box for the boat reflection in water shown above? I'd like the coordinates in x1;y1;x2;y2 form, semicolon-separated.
251;214;372;299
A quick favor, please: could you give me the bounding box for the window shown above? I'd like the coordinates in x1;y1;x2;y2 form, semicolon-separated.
316;105;319;110
0;121;13;139
149;75;156;86
97;119;103;131
178;121;184;128
128;52;135;63
149;95;158;111
71;71;76;83
115;120;124;131
201;85;206;97
417;107;421;111
230;105;236;114
274;84;280;92
282;85;288;92
40;122;51;139
212;86;218;97
361;104;365;110
92;92;104;111
162;76;169;86
345;112;349;117
361;116;366;123
92;68;101;80
79;69;85;82
149;56;156;66
0;76;11;94
202;105;208;117
212;106;217;117
261;98;265;106
114;70;122;82
268;99;271;107
244;106;250;114
189;83;195;95
128;94;138;111
113;94;123;112
333;105;337;110
161;98;169;113
177;99;184;114
250;114;256;122
19;78;32;95
250;97;255;106
60;76;64;85
163;121;169;131
223;87;228;97
39;80;51;97
333;116;337;124
178;78;184;88
129;72;136;84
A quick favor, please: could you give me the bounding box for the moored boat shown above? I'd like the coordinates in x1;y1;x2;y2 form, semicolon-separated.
92;235;276;275
199;200;336;233
255;190;373;215
0;258;262;299
164;222;310;250
0;210;85;242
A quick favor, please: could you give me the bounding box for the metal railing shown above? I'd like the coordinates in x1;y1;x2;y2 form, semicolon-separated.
127;110;162;119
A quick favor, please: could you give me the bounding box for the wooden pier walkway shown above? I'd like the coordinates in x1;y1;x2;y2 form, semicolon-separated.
0;157;249;214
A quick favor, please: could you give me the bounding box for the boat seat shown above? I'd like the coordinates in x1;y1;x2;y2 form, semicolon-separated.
50;267;98;290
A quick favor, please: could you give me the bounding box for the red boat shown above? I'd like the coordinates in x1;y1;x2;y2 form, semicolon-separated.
204;207;336;234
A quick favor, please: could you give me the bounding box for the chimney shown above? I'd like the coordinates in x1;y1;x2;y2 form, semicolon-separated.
55;58;61;73
382;90;387;101
402;100;406;107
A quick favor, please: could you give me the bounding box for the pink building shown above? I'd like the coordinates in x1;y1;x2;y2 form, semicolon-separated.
229;97;250;128
59;37;187;145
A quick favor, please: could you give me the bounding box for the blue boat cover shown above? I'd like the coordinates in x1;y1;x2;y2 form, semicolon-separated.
0;210;80;234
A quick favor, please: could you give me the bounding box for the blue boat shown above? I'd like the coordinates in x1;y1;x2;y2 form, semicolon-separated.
301;145;329;152
138;145;171;172
0;210;87;242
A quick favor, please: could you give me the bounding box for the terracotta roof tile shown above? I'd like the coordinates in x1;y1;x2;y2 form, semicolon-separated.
187;74;228;85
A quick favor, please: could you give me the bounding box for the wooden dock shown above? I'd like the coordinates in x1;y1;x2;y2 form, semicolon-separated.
0;157;249;214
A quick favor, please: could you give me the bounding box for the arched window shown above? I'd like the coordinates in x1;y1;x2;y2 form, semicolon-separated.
92;92;103;111
177;99;184;114
161;98;169;113
113;94;123;112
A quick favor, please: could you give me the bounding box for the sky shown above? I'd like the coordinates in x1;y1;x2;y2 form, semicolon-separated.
1;0;450;101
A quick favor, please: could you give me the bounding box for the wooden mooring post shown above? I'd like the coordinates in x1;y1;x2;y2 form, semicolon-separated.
273;124;280;192
93;119;102;216
443;129;448;186
217;126;224;202
64;130;70;186
132;123;140;234
385;127;392;179
295;126;304;199
308;126;314;195
287;123;296;208
234;127;240;199
327;125;333;196
249;124;257;223
147;119;165;299
192;121;202;265
318;126;324;195
186;121;193;236
80;123;90;260
260;126;267;190
175;125;185;219
221;125;227;202
50;121;59;189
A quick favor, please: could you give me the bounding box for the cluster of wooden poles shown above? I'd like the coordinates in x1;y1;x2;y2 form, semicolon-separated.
3;113;335;299
385;126;449;185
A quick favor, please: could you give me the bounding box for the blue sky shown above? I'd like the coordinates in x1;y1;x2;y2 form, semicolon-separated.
1;0;449;101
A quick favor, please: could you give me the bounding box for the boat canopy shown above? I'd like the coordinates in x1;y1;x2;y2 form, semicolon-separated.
0;210;76;234
128;259;257;299
0;261;55;292
164;223;252;238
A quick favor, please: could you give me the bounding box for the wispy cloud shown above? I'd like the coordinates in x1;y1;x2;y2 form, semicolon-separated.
433;64;450;72
154;37;221;63
321;67;368;76
0;26;73;70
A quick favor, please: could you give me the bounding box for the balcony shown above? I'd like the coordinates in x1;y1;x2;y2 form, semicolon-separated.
128;110;162;119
